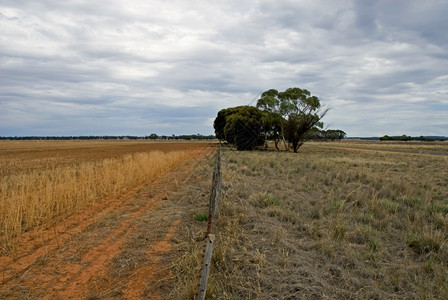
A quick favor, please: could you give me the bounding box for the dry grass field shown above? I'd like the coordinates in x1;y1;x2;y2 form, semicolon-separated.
315;140;448;154
172;141;448;299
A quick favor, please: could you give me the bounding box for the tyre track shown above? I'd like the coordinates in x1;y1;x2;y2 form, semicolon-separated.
123;219;180;300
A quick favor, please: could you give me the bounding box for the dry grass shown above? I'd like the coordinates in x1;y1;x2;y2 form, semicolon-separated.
170;142;448;299
0;140;209;253
317;139;448;154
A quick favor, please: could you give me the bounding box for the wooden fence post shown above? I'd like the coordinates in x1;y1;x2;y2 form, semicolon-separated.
199;143;222;298
197;234;216;300
207;144;222;235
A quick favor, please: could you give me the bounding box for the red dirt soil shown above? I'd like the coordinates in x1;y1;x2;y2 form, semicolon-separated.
0;145;215;299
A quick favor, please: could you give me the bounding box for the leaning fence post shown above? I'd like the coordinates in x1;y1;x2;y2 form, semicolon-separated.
197;234;216;300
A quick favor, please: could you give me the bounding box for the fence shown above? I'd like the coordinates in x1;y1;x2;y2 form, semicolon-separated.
197;142;222;300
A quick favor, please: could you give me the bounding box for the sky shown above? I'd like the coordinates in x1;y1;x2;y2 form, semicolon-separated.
1;0;447;137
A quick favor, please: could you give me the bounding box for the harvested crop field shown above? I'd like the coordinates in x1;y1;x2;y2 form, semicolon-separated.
0;140;211;176
0;140;216;299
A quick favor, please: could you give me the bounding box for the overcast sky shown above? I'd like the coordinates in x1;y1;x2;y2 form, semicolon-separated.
1;0;447;137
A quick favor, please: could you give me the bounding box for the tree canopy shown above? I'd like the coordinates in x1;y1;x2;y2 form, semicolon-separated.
256;87;329;152
214;87;341;152
213;106;264;150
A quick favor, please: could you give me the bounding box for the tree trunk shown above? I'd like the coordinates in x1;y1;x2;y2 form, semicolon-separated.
292;140;299;153
294;140;305;152
264;132;268;149
280;124;288;151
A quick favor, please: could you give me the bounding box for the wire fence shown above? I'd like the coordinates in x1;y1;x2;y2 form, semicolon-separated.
197;142;222;300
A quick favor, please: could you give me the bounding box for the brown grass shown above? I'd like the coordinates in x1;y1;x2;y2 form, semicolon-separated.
0;140;212;253
170;141;448;299
316;139;448;154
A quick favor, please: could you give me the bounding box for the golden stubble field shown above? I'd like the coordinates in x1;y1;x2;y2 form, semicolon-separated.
0;139;217;299
171;141;448;299
0;140;214;252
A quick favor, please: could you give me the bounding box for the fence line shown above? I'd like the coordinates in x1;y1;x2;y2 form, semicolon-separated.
206;142;222;236
197;142;222;300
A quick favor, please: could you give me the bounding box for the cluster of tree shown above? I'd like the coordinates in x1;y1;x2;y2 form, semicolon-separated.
0;134;216;141
379;135;437;142
0;135;145;140
147;134;216;140
306;128;347;140
214;87;340;152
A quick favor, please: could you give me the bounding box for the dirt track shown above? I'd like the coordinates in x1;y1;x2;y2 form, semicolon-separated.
0;145;214;299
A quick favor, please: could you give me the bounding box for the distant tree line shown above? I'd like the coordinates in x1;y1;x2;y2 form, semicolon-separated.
0;135;144;140
214;87;346;152
0;134;216;141
149;134;216;140
379;135;442;142
306;128;347;141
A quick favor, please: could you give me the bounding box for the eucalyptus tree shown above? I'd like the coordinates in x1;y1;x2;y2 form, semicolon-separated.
257;87;328;152
214;106;264;150
256;89;283;149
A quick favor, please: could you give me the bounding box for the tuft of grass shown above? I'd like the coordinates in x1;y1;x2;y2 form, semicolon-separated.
193;213;208;222
406;230;444;255
257;193;283;208
333;223;347;241
368;238;380;252
378;198;402;213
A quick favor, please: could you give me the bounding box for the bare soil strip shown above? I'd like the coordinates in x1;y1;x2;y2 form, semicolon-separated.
123;219;180;300
0;145;214;299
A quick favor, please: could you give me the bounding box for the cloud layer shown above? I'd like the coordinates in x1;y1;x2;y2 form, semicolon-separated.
1;0;447;136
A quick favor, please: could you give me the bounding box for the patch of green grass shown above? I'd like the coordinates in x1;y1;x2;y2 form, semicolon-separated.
428;203;448;215
257;193;284;208
333;223;347;241
378;198;402;213
368;238;380;252
194;213;208;222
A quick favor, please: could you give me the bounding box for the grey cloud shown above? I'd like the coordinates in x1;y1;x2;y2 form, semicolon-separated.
0;0;447;137
375;0;448;47
353;0;378;36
